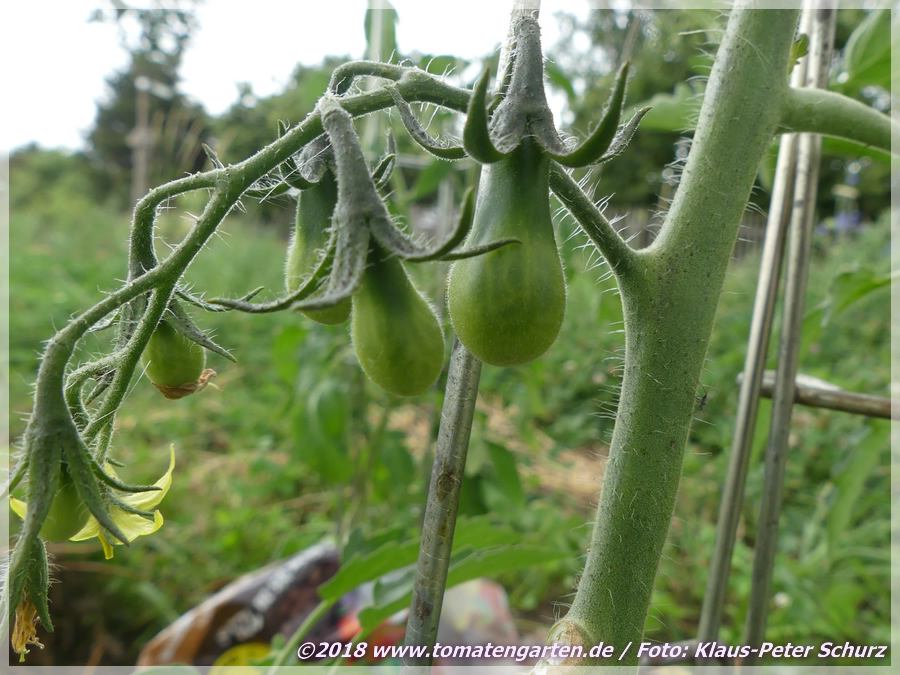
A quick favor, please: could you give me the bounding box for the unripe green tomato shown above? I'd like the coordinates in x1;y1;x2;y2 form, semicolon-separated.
351;249;445;396
448;140;565;366
285;171;351;325
41;467;89;541
142;320;207;399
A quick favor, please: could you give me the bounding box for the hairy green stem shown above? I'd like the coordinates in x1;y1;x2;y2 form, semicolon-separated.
403;341;482;664
780;86;895;153
548;164;637;279
550;6;799;663
60;67;472;445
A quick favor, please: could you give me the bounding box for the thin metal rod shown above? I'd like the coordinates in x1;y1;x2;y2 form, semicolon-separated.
744;6;836;655
752;370;896;420
402;341;482;663
696;5;813;645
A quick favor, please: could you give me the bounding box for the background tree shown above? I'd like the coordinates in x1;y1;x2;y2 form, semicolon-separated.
86;0;210;205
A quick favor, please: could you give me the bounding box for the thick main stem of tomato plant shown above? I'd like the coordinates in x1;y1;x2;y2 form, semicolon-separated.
550;6;799;664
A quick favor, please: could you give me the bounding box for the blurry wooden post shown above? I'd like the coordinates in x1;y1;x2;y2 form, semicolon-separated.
697;1;840;658
743;7;836;655
129;76;152;205
697;0;818;650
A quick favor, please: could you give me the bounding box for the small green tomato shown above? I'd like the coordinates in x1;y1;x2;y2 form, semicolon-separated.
142;320;213;399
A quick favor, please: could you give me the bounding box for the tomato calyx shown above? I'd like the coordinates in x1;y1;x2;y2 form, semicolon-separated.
464;16;648;170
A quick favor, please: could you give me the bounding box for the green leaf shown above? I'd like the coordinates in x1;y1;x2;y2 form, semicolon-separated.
827;425;887;554
357;545;569;631
343;523;411;563
308;380;349;443
320;515;519;601
757;139;780;193
545;60;577;104
629;83;697;133
410;158;454;200
822;136;890;165
485;441;525;507
419;54;466;77
818;266;892;326
839;10;892;93
364;1;398;63
319;537;418;601
270;325;307;384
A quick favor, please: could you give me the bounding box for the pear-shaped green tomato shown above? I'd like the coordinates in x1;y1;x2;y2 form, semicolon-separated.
285;171;352;325
351;249;445;396
448;140;565;366
40;468;89;541
142;320;208;399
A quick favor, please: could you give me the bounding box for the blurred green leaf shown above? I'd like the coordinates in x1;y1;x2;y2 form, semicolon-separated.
320;537;418;601
419;54;466;76
357;545;569;631
629;83;697;133
320;515;519;601
486;441;525;507
827;424;887;554
838;10;892;93
822;136;890;164
410;158;455;200
819;266;892;326
364;1;398;62
545;60;577;104
271;325;307;384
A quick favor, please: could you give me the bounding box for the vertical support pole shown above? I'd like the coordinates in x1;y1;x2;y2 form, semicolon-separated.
743;5;836;655
697;4;813;646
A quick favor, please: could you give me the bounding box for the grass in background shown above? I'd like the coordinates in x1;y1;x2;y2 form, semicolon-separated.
8;169;889;663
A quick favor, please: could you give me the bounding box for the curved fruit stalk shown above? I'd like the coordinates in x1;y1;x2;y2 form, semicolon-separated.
142;319;214;399
285;171;352;325
351;245;445;396
448;139;565;366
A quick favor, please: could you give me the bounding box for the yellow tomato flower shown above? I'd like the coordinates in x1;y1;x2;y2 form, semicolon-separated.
11;446;176;559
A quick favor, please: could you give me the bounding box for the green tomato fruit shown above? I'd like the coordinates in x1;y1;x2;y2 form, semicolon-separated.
285;171;352;325
448;140;565;366
143;320;209;399
41;467;89;541
351;248;445;396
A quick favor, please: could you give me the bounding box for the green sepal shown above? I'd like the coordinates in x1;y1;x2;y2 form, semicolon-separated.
62;438;129;545
546;62;631;167
290;223;370;311
463;69;509;164
388;87;466;160
108;493;156;520
371;133;398;193
88;308;120;333
176;286;264;313
165;300;235;362
2;460;27;499
368;186;517;263
594;106;652;164
244;178;292;200
25;538;52;632
210;234;335;314
201;143;224;169
90;454;161;494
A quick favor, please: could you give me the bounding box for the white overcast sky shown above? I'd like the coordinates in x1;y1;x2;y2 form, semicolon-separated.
3;1;593;153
